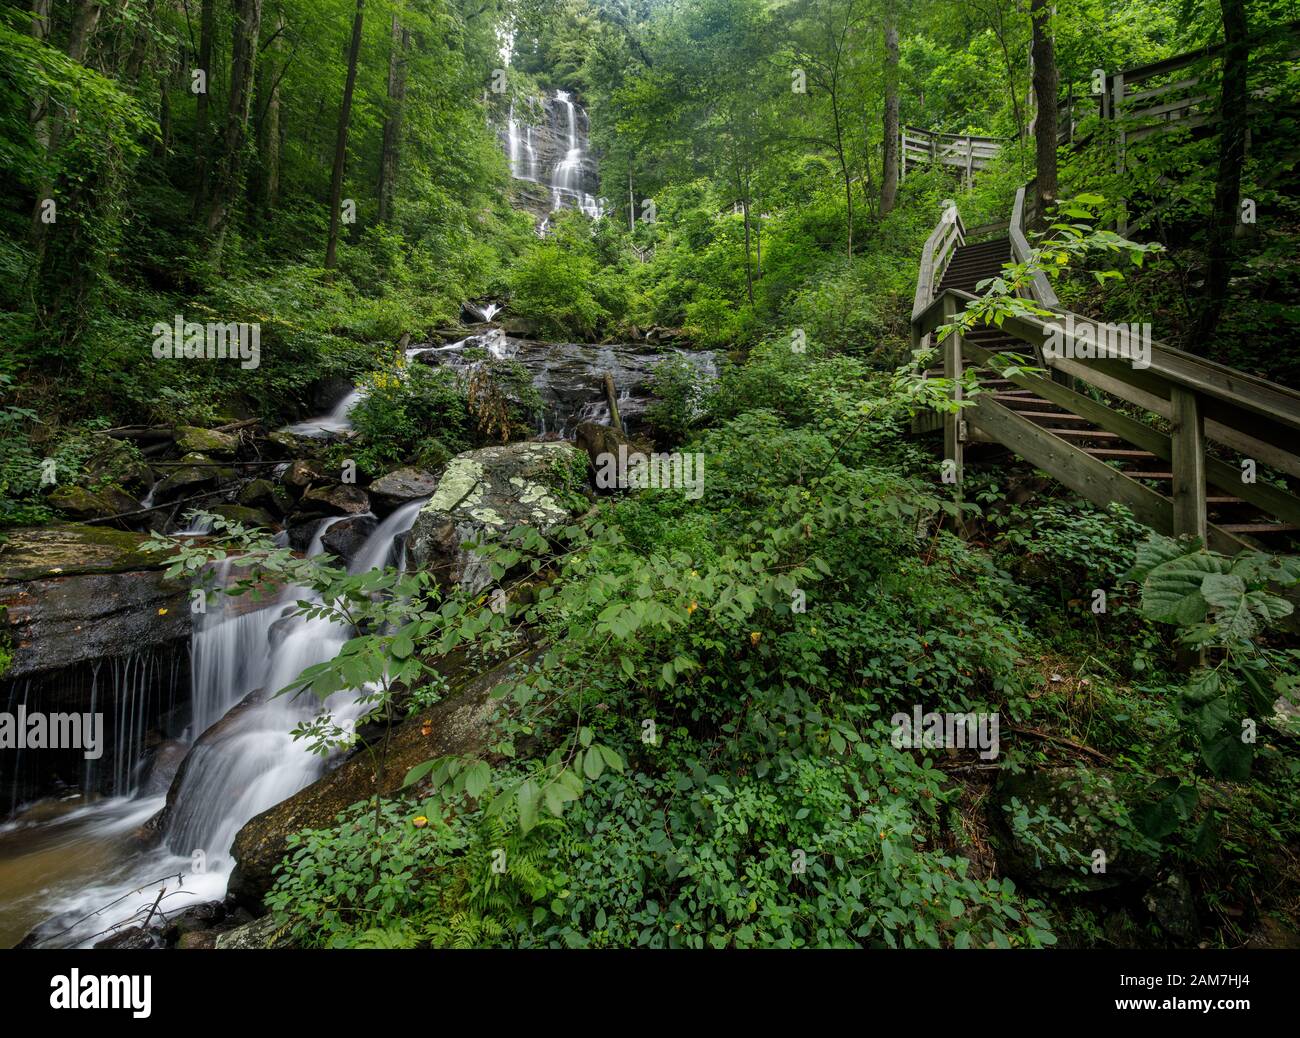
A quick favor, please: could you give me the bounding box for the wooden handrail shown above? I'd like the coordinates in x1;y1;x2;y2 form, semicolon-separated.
911;204;965;323
1010;183;1060;309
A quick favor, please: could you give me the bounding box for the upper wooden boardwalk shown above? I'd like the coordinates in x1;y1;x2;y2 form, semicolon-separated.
910;185;1300;556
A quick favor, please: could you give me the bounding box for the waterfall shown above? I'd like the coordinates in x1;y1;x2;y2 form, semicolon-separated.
14;505;429;947
501;89;606;222
283;388;364;437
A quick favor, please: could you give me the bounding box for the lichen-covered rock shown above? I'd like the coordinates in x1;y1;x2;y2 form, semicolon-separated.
213;914;295;950
406;442;584;593
174;425;238;457
367;466;440;513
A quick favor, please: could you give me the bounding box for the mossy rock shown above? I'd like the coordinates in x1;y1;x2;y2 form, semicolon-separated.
47;484;139;521
174;425;238;457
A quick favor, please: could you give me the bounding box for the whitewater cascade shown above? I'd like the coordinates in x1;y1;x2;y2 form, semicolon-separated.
9;409;430;945
502;90;605;222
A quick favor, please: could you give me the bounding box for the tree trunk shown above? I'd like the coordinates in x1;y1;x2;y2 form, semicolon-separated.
325;0;365;270
193;0;215;213
257;12;286;213
206;0;265;263
1030;0;1059;215
1195;0;1249;339
377;13;408;225
880;2;900;216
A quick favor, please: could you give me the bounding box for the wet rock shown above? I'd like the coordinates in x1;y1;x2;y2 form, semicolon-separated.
285;518;325;553
213;914;295;949
406;442;584;593
283;459;330;495
0;525;191;678
368;467;440;513
174;426;238;457
299;484;370;517
94;926;164;949
238;478;292;516
153;460;219;503
411;335;716;435
47;484;141;523
227;650;536;905
139;739;190;796
176;930;218;949
164;901;227;941
319;514;377;566
150;689;271;838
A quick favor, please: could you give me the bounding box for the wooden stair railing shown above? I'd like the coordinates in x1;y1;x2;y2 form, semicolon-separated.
909;202;1300;556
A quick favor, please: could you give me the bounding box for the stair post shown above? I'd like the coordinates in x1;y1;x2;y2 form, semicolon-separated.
1171;386;1207;669
942;294;964;493
1170;387;1207;543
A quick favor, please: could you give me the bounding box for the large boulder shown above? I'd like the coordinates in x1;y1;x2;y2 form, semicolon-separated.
406;442;584;593
226;652;533;905
990;768;1158;892
319;514;377;566
0;525;191;679
46;484;140;522
298;484;370;517
238;478;292;516
174;426;238;457
367;467;440;513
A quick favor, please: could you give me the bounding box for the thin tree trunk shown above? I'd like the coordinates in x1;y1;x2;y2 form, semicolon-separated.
193;0;215;213
1030;0;1059;215
377;13;408;225
1196;0;1249;339
880;2;900;216
257;12;286;213
325;0;365;270
206;0;265;263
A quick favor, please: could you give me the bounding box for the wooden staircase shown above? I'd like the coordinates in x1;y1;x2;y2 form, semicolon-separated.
913;192;1300;555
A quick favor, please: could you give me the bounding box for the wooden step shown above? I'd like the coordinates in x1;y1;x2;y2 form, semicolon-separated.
1013;410;1092;421
1041;428;1121;439
1219;522;1299;534
1083;447;1157;459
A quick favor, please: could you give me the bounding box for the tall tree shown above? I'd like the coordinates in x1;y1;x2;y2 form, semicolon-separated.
879;0;899;216
378;8;409;226
193;0;216;214
325;0;365;269
1195;0;1249;339
206;0;265;262
1029;0;1058;215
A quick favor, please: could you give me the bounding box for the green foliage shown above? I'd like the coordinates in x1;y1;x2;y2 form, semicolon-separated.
1126;535;1300;780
